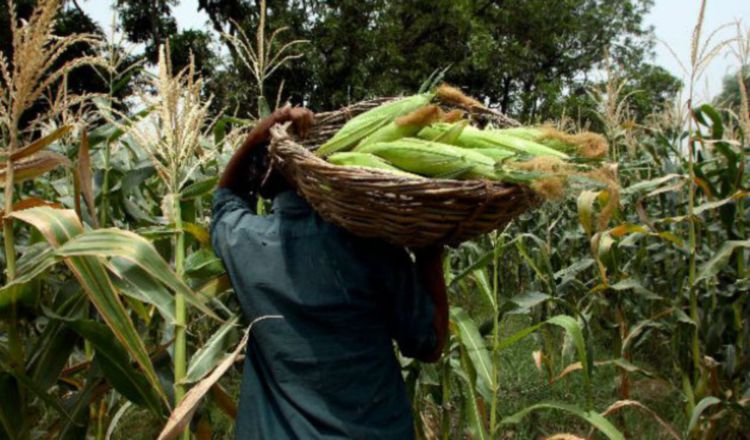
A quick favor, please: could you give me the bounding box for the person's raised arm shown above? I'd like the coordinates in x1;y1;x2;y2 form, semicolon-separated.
413;246;449;363
219;106;314;195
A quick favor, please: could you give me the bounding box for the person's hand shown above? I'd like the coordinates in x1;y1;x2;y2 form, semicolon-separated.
219;106;312;192
273;105;314;139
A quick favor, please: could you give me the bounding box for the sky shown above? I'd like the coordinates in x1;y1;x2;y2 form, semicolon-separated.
644;0;749;101
82;0;749;100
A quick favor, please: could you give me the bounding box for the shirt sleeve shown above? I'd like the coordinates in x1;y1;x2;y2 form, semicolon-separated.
210;188;255;262
387;249;437;360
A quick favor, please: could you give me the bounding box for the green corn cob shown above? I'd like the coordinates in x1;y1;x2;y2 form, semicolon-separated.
315;93;435;157
327;152;422;178
356;138;498;180
418;123;569;159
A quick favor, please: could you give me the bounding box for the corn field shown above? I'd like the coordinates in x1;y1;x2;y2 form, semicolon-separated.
0;0;748;439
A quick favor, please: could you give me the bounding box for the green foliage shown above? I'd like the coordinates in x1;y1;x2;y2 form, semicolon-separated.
194;0;657;121
716;65;750;111
115;0;178;60
0;1;748;439
406;98;749;438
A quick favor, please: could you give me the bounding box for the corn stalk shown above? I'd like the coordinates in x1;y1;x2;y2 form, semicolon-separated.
173;192;187;425
107;44;215;439
488;234;502;436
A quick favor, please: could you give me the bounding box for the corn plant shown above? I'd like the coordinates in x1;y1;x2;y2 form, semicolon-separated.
406;7;748;438
2;0;749;438
221;0;308;116
0;2;239;438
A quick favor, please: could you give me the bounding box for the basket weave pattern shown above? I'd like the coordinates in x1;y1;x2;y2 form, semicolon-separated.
269;99;540;248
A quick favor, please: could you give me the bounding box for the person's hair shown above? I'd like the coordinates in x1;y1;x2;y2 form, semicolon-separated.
247;143;293;199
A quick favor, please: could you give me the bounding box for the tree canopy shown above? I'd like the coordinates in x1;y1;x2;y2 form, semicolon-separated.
2;0;679;124
194;0;661;121
716;65;750;113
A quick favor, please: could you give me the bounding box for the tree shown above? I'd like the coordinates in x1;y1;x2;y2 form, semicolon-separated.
196;0;656;122
623;63;682;121
168;29;219;78
103;0;658;122
115;0;178;63
115;0;219;88
716;65;750;112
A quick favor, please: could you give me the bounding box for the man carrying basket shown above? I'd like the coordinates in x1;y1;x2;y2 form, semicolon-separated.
211;105;449;440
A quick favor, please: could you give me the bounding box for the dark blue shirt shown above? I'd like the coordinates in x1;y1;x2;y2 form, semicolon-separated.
210;188;437;440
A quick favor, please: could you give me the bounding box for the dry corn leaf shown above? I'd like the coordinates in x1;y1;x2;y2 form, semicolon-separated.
157;316;282;440
545;434;587;440
0;152;71;186
10;125;72;161
599;400;680;440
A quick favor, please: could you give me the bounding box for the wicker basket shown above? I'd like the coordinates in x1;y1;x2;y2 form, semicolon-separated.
268;98;541;248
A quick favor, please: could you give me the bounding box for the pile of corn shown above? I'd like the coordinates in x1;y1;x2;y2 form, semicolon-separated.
316;85;611;199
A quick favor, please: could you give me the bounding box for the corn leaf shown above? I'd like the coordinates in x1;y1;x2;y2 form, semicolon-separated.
157;316;282;440
54;228;220;320
0;243;60;294
29;294;87;390
470;269;496;310
450;307;494;399
545;315;591;403
184;249;225;280
8;207;168;405
58;376;102;440
184;316;239;383
458;346;490;440
697;240;750;281
687;397;721;433
497;315;590;393
0;357;73;424
577;190;600;236
197;275;233;299
0;197;62;219
182;223;211;248
602;400;680;440
0;373;22;438
0;152;71;186
64;319;164;415
622;174;686;195
108;258;176;324
501;402;624;440
181;177;218;200
7;125;72;161
506;291;551;314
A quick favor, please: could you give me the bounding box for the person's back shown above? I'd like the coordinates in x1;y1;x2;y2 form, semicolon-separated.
210;106;448;439
211;189;436;439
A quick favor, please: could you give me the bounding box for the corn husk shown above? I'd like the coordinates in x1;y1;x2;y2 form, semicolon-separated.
418;123;569;159
495;126;609;159
315;93;435;157
327;152;422;178
355;105;442;149
473;148;516;163
356;138;498;179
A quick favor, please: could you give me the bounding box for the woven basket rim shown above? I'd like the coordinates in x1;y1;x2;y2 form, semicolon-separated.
266;96;540;247
271;121;529;193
